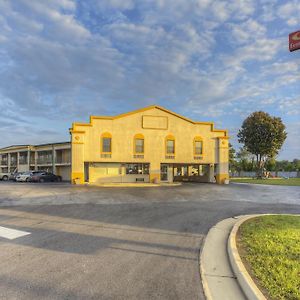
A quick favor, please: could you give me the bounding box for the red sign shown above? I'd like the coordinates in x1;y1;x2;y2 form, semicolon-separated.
289;30;300;52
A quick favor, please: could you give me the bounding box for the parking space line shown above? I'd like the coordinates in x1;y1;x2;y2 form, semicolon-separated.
0;226;31;240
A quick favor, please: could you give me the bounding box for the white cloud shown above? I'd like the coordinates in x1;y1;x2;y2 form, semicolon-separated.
12;0;91;41
230;18;267;44
95;0;134;10
279;97;300;115
222;37;282;70
0;0;299;158
277;1;300;27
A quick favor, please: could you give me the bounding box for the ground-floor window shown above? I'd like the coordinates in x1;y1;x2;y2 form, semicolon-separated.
173;164;209;177
125;163;149;175
174;165;188;176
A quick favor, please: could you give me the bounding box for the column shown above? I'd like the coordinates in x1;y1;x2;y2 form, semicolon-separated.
27;149;30;170
71;133;85;184
8;153;11;173
34;151;38;171
149;160;160;183
215;137;229;184
52;145;56;174
17;152;20;172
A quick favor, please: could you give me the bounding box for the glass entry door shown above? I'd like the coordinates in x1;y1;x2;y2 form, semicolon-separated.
160;164;168;181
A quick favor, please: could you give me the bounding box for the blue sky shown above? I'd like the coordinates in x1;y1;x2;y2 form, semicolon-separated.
0;0;299;159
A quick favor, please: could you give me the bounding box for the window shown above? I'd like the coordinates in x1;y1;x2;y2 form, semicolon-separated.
125;163;149;175
165;135;175;154
101;133;112;153
102;138;111;153
194;137;203;155
134;134;144;154
166;140;174;154
135;139;144;153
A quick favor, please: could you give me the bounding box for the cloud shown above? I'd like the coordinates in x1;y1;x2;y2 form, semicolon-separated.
0;0;299;159
277;1;300;26
230;18;267;44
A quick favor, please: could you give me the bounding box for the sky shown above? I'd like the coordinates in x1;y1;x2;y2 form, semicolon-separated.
0;0;299;160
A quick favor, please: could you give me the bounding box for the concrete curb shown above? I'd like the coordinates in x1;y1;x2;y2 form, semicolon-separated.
227;215;267;300
86;182;182;187
200;217;247;300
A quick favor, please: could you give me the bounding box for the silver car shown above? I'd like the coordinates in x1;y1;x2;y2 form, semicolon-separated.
16;171;40;182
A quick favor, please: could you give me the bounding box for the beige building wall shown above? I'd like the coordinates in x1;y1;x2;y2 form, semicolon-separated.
70;105;229;184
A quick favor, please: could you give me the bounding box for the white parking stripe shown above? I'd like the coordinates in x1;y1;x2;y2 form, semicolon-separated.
0;226;31;240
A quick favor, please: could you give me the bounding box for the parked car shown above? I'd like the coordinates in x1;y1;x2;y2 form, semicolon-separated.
16;171;41;182
30;172;62;183
9;172;24;181
0;172;10;181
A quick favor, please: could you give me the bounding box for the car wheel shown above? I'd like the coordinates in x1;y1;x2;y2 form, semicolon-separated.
39;178;45;183
26;177;30;182
2;175;8;181
57;177;62;182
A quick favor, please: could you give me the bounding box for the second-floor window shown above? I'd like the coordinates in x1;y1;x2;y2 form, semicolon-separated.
102;138;111;153
165;135;175;154
135;139;144;153
101;133;112;153
194;137;203;155
134;134;144;154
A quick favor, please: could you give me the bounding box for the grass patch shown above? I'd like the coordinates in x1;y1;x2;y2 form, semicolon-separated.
231;178;300;186
238;215;300;300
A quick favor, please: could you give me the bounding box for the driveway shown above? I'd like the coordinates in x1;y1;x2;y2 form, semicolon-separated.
0;182;299;299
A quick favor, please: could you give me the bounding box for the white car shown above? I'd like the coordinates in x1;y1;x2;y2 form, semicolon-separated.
0;172;10;181
16;171;40;182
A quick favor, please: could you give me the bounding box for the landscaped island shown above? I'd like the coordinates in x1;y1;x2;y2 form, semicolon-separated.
237;215;300;300
231;178;300;186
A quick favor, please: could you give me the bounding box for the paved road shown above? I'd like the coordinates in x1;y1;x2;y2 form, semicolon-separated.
0;182;299;300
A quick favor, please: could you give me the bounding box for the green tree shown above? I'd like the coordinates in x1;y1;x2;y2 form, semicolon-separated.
292;159;300;171
236;147;255;172
238;111;287;177
229;143;236;172
265;158;276;171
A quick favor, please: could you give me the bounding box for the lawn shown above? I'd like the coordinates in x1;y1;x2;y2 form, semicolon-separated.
238;215;300;300
230;177;300;186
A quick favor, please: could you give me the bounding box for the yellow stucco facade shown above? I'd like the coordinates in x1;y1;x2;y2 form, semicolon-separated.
70;105;229;184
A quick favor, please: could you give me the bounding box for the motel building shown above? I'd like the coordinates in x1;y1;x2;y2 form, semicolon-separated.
0;142;71;181
70;105;229;184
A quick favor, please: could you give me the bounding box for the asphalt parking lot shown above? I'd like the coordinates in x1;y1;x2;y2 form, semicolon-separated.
0;181;299;300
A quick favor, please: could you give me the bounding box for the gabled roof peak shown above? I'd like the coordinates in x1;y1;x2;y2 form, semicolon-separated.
72;104;228;136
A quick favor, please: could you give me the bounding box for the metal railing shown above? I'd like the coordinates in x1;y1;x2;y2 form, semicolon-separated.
37;158;52;165
55;158;71;164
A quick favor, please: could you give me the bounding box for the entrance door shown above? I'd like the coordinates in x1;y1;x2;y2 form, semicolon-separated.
160;164;168;181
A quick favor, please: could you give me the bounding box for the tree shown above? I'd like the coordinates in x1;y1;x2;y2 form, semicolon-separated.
265;157;276;171
236;147;255;172
229;143;236;163
237;111;287;177
229;143;242;174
